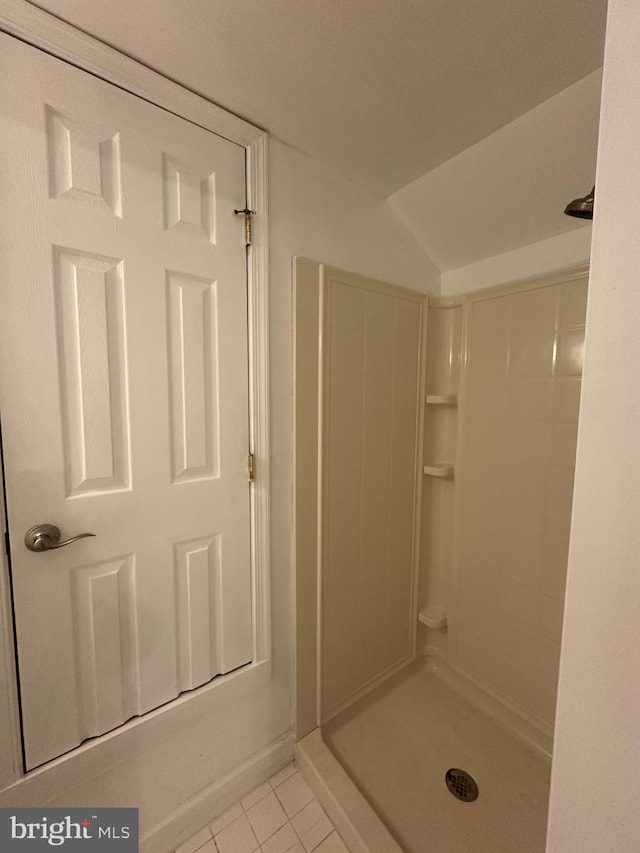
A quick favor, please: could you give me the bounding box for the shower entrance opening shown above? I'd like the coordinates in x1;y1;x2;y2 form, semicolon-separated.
295;259;588;852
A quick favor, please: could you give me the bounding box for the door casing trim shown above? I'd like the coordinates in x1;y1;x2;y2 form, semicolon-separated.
0;0;271;786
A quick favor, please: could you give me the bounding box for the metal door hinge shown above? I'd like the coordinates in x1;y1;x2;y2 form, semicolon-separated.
247;453;255;482
233;208;256;246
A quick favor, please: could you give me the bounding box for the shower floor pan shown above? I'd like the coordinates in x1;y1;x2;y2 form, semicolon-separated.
318;658;551;853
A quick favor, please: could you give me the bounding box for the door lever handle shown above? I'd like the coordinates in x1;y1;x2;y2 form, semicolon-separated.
24;524;96;553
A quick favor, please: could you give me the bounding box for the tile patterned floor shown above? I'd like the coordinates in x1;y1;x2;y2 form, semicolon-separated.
175;763;348;853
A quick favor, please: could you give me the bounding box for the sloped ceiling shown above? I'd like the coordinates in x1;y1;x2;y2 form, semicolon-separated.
33;0;607;198
390;70;602;271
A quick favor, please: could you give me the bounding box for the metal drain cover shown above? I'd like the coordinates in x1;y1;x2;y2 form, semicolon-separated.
445;768;479;802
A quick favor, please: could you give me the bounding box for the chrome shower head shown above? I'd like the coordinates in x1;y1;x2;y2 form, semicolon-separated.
564;186;595;220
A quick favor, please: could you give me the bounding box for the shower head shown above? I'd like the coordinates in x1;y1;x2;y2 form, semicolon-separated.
564;186;595;220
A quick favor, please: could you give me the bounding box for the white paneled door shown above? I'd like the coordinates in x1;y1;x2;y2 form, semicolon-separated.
0;35;253;769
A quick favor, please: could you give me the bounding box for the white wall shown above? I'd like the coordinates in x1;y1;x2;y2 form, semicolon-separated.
441;227;592;296
547;1;640;849
269;140;440;293
269;136;440;716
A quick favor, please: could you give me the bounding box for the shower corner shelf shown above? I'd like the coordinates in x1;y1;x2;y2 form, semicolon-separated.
423;463;455;479
418;607;448;629
426;393;458;407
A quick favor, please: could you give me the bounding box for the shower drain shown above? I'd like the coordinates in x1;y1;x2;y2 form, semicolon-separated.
445;768;479;802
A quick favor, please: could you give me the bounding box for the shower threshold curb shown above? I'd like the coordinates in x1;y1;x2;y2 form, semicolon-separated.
296;728;402;853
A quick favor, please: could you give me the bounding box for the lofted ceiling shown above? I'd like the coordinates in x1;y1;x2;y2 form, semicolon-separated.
33;0;608;198
390;70;603;271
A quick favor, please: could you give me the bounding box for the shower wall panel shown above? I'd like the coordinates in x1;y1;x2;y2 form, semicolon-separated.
321;268;424;719
450;272;587;732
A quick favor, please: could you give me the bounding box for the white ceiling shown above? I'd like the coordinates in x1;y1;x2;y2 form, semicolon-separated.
390;70;602;271
33;0;607;197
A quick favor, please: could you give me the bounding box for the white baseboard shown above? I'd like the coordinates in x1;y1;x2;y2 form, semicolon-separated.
143;732;294;853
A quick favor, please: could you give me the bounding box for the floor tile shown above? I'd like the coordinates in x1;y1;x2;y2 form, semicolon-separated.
246;791;288;843
274;773;314;818
215;813;259;853
242;782;272;811
210;802;243;837
298;815;333;852
173;769;346;853
260;822;300;853
268;763;297;789
290;801;326;839
176;826;213;853
314;833;348;853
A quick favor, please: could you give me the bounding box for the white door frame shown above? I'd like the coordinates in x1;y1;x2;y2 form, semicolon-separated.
0;0;270;786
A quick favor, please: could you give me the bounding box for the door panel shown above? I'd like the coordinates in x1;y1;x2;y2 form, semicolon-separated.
0;34;252;769
55;248;130;495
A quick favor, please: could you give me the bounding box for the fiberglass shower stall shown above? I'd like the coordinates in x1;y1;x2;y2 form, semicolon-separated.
294;258;587;852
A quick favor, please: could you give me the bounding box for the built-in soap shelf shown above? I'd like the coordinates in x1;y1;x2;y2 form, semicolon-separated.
418;606;448;629
426;393;457;406
423;463;455;478
417;298;462;658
